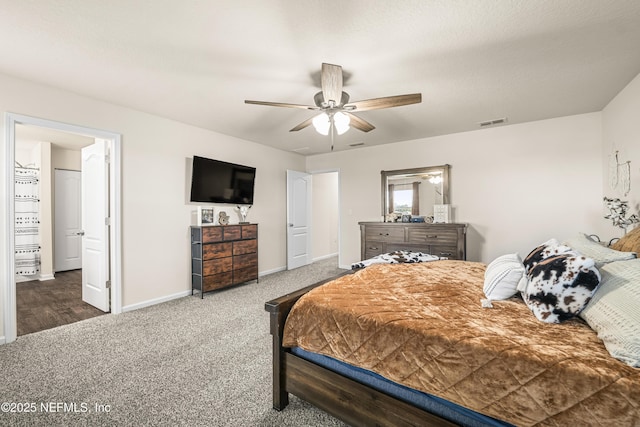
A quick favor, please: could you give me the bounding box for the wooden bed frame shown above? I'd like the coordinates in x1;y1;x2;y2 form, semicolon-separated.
265;276;458;427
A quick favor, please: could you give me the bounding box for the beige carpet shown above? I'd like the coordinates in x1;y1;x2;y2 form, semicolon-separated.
0;257;348;427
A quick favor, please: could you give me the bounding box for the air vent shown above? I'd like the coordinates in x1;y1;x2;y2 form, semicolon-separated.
478;117;508;127
349;142;365;147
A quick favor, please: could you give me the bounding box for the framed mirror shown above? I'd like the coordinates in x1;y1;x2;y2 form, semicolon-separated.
381;165;450;221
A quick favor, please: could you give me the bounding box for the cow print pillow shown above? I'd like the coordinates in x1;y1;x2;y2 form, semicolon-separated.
522;238;575;274
521;254;601;323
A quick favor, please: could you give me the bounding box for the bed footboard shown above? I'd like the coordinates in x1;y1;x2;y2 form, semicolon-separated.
264;279;333;410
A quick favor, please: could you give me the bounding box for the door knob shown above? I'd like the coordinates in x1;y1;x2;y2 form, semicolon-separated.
288;223;294;227
76;231;85;236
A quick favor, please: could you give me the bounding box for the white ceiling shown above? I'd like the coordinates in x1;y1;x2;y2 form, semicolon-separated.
2;1;640;155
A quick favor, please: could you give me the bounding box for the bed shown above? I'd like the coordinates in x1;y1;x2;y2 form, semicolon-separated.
265;231;640;426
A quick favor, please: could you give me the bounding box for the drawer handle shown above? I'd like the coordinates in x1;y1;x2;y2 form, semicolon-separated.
440;252;452;257
369;246;379;250
427;235;438;238
378;233;389;236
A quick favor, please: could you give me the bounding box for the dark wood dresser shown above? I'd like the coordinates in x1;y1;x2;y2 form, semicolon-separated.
190;224;258;297
359;222;466;261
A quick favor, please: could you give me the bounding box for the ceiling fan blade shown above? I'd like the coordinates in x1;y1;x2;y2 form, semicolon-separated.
345;112;375;132
345;93;422;112
289;116;315;132
245;100;318;110
321;63;343;106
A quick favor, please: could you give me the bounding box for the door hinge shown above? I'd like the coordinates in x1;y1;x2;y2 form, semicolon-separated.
105;217;111;226
105;154;111;164
106;280;111;289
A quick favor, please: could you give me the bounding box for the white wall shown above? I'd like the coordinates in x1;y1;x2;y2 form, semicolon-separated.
52;147;82;171
0;72;305;338
311;172;339;260
307;113;605;267
602;72;640;238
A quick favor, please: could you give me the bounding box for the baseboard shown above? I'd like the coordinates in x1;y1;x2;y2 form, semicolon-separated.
122;259;338;312
120;268;290;312
312;253;339;262
39;274;55;281
259;266;286;276
121;290;192;313
0;336;5;345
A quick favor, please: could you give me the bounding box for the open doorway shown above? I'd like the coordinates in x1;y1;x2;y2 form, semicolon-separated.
286;169;340;271
15;126;103;335
3;113;122;344
311;171;340;265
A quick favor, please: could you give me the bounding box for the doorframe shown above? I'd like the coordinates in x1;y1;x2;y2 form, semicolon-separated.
3;113;122;344
286;168;342;269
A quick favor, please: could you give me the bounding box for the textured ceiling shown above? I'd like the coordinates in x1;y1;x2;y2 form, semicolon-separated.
2;0;640;155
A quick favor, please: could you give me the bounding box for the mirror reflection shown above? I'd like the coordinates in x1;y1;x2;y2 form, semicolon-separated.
381;165;450;222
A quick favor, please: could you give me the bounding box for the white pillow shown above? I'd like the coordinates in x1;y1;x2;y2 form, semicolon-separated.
563;233;636;267
580;259;640;367
484;253;527;300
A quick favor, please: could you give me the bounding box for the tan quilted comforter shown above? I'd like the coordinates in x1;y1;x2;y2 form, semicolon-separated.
282;261;640;426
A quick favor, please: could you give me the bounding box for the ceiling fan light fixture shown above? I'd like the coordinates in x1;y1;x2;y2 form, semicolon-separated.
312;113;330;135
334;111;350;135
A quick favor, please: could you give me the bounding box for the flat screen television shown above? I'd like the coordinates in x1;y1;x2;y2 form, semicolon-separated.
190;156;256;204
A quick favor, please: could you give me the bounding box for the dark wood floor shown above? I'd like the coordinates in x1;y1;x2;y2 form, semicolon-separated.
17;270;107;336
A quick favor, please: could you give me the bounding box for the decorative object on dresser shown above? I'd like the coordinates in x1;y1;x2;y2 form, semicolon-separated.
359;222;466;261
190;224;258;297
197;207;215;225
236;204;251;224
218;211;230;225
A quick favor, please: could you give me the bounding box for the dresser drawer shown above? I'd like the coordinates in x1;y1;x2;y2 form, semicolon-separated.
430;245;458;259
202;227;223;243
365;226;405;242
241;224;257;239
407;228;458;245
202;242;233;260
234;253;258;270
203;256;233;276
203;272;233;292
234;265;258;283
364;241;385;259
223;226;242;241
234;239;257;255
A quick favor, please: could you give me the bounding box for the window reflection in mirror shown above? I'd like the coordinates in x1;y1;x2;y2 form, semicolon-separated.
381;165;449;221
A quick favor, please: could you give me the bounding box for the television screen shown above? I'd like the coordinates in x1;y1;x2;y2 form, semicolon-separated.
190;156;256;204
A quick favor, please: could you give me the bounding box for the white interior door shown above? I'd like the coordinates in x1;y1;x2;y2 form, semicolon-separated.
81;139;110;312
54;169;82;272
287;170;312;270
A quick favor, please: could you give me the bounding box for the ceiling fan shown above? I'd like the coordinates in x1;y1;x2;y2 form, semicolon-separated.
245;63;422;148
